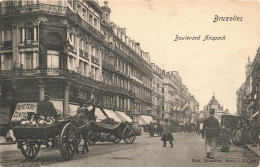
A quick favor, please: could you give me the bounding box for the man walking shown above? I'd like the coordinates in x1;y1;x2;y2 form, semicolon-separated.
202;109;220;159
162;119;173;148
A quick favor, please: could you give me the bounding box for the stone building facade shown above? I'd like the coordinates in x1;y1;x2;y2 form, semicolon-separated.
0;0;152;120
236;57;253;116
161;70;199;122
151;63;163;119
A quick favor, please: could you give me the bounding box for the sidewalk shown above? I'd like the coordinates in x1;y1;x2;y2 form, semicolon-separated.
246;144;260;159
0;136;16;145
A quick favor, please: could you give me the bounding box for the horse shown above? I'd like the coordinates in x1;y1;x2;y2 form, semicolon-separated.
75;105;96;154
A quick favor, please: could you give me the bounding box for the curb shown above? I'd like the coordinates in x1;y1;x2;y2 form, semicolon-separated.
245;144;260;159
0;142;16;145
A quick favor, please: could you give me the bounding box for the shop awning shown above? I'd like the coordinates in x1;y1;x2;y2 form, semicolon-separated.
115;111;132;122
138;115;153;125
11;102;37;122
141;115;153;124
95;108;107;122
139;116;148;126
103;109;121;122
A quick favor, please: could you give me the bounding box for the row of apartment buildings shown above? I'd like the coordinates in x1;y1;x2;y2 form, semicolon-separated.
236;47;260;119
0;0;199;124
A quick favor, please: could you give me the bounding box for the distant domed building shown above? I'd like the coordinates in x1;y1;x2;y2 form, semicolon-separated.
199;93;229;122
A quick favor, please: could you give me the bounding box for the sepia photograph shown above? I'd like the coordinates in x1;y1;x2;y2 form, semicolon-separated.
0;0;259;166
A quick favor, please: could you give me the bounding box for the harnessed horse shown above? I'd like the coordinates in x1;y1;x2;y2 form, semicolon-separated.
74;105;96;154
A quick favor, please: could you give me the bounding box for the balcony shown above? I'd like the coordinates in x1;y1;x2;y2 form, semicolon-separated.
91;55;100;66
3;41;12;48
0;4;66;16
102;61;115;71
25;39;33;45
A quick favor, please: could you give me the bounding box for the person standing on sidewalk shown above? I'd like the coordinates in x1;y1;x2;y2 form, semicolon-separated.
162;119;173;148
202;109;220;159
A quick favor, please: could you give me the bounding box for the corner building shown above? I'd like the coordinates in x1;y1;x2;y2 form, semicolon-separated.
0;0;152;118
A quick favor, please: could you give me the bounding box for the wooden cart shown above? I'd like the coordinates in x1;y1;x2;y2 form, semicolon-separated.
13;116;93;161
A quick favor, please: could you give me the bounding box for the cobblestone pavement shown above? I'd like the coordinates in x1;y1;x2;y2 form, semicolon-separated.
0;133;259;167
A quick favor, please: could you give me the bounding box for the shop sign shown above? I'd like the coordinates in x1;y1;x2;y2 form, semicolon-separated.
11;103;37;122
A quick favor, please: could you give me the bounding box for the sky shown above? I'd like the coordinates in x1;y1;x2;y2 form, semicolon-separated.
103;0;260;114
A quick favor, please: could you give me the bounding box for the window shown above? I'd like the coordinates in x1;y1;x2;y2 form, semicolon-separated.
24;21;34;42
89;14;93;25
94;18;97;28
47;50;59;68
25;52;33;69
4;24;12;42
84;63;88;76
83;9;86;20
4;55;13;70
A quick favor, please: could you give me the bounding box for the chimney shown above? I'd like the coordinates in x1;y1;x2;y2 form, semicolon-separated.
162;70;165;75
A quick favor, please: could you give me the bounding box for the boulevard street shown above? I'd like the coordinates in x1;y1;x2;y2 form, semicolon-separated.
0;133;259;167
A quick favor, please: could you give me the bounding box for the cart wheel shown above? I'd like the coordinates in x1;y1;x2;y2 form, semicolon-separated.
123;127;136;144
113;137;122;143
60;123;77;160
87;131;97;145
20;141;41;160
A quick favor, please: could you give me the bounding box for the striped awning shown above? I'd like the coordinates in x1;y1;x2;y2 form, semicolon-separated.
103;109;121;122
115;111;132;122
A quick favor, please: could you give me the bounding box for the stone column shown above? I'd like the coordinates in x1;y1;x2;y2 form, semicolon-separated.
1;55;4;70
64;83;70;117
22;28;25;43
33;52;37;69
1;30;4;43
38;80;45;101
21;53;24;69
33;27;37;42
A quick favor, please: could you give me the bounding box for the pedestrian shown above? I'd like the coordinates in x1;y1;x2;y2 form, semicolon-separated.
37;92;57;117
149;122;154;137
202;109;220;159
161;119;173;148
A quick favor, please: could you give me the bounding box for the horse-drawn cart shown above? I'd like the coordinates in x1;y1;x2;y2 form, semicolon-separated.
13;115;93;161
87;121;136;145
